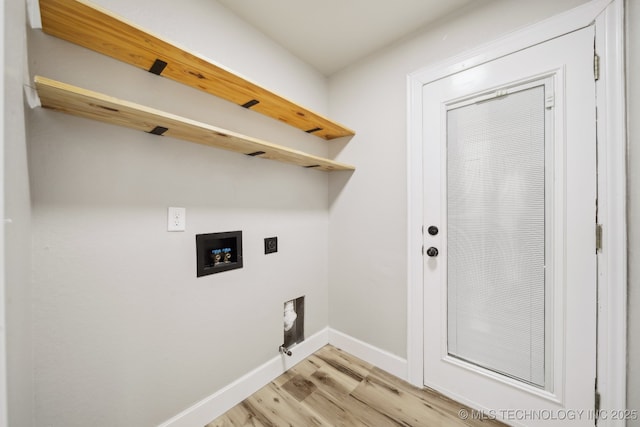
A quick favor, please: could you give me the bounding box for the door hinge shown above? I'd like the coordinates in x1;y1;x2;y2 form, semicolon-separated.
596;223;603;252
594;378;601;425
594;53;600;81
422;245;424;255
545;94;555;109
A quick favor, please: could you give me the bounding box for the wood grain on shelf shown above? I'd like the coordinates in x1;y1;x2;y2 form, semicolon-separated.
34;76;355;172
39;0;355;141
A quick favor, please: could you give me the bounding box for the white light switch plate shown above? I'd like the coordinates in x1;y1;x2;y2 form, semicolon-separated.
167;207;186;231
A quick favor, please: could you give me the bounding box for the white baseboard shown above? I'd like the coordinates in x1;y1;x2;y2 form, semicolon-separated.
158;327;409;427
158;327;329;427
328;328;408;381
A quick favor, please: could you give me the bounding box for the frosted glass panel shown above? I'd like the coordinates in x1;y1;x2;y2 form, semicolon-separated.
446;85;546;387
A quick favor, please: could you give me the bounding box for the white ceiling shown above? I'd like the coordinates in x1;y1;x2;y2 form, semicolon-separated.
216;0;478;76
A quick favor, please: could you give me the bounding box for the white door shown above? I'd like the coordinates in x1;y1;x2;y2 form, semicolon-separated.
423;27;596;425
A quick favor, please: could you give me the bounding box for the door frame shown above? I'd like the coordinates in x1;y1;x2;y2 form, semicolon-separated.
406;0;626;424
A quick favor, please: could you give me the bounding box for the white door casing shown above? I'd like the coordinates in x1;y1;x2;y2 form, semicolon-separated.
422;27;596;425
407;1;626;425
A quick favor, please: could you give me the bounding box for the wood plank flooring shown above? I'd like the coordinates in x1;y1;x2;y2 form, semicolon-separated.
206;345;506;427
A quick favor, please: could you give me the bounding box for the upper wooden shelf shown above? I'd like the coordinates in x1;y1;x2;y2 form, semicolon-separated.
38;0;355;141
34;76;356;172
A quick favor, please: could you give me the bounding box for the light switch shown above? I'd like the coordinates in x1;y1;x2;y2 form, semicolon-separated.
167;207;186;231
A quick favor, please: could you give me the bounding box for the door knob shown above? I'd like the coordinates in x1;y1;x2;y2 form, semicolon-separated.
426;247;439;257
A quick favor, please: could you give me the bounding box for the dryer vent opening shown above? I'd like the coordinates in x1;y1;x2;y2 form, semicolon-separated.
283;296;305;350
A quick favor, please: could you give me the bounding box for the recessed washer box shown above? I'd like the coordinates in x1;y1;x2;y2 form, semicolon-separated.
196;231;243;277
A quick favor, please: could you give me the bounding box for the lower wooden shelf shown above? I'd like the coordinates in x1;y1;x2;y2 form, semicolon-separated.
34;76;355;172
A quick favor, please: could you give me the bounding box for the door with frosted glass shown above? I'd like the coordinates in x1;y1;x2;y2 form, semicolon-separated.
423;27;596;425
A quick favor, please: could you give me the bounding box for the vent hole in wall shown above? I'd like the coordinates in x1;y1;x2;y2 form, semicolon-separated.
283;296;305;349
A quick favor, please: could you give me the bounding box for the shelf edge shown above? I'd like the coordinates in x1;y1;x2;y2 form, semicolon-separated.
38;0;356;141
33;76;355;172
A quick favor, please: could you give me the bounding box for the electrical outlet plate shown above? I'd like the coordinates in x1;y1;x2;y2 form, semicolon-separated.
168;207;186;232
264;237;278;254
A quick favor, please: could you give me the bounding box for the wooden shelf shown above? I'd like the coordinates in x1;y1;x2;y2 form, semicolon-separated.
39;0;355;141
34;76;356;172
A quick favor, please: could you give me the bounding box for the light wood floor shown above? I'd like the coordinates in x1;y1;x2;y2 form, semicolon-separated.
206;345;506;427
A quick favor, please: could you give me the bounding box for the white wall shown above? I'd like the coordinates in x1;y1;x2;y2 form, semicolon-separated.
626;0;640;422
1;3;6;426
22;0;636;424
1;2;6;423
4;0;33;425
27;0;331;425
327;0;590;358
